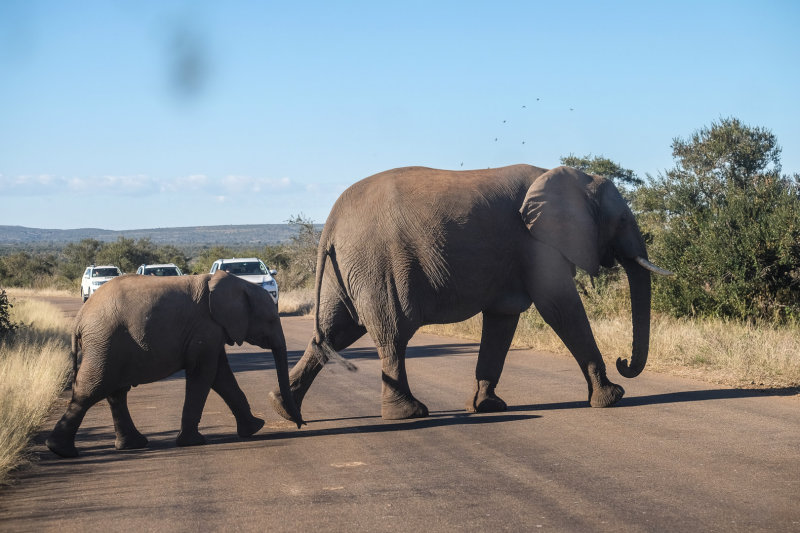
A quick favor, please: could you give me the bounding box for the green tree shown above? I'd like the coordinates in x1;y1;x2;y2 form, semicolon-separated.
0;252;57;287
61;238;103;279
95;237;159;273
0;289;18;339
561;154;643;198
635;117;800;322
155;244;190;273
275;214;322;290
190;245;234;274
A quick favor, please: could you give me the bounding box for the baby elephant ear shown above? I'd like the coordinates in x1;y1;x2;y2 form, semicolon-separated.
208;271;249;345
519;166;600;276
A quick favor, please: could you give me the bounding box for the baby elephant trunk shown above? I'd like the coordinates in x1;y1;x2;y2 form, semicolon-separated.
271;341;305;428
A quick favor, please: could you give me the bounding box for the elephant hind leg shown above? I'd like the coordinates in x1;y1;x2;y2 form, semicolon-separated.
378;342;428;420
466;312;519;413
107;388;148;450
270;295;366;421
46;389;105;458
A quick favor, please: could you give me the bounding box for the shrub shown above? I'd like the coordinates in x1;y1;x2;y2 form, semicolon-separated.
634;118;800;322
0;290;17;340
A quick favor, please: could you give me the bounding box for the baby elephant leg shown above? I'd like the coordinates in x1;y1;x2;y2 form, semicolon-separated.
107;388;148;450
211;351;264;438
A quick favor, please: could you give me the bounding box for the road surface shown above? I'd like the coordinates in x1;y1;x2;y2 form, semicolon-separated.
0;296;798;532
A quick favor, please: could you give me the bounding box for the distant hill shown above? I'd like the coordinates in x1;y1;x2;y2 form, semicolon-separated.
0;224;319;247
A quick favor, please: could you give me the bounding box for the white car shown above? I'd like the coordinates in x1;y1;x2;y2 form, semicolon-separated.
210;258;279;303
136;263;183;276
81;265;122;302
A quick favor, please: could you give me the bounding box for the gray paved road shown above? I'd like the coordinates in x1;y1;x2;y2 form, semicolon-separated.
1;296;798;532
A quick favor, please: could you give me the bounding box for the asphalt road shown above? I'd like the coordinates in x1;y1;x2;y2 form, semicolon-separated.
1;296;798;532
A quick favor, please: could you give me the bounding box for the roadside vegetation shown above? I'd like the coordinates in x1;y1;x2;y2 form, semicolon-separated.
0;291;71;484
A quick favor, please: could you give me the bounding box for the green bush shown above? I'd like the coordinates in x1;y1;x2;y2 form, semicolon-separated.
634;118;800;322
0;289;17;340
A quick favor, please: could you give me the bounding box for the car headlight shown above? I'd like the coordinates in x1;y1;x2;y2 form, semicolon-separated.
261;280;277;289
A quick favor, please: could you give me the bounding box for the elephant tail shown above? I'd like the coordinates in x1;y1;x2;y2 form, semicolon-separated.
312;244;357;372
70;331;81;386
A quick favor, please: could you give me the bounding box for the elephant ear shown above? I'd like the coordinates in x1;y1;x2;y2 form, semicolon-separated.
208;271;249;346
519;166;600;276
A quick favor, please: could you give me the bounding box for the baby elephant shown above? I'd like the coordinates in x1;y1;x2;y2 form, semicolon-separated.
47;271;303;458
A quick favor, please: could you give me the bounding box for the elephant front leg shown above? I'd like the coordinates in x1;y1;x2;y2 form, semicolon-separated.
176;371;212;447
526;245;624;407
466;312;519;413
212;352;264;438
107;388;148;450
534;298;624;407
378;343;428;420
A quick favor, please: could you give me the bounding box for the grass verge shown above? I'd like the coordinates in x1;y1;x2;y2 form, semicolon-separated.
0;297;72;484
279;288;315;316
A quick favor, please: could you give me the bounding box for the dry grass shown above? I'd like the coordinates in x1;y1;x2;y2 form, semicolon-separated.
278;288;315;316
423;310;800;390
5;287;75;299
0;298;72;484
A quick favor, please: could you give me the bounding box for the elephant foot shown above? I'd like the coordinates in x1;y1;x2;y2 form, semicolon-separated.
115;432;148;450
176;429;207;447
466;380;508;413
381;395;429;420
46;435;79;458
236;414;265;438
590;382;625;407
269;389;305;422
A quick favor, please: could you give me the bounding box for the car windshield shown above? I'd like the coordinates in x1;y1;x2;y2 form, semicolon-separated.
221;262;266;275
144;267;180;276
93;268;120;277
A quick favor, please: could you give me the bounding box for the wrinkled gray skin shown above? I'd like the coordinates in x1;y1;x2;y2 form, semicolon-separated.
271;164;664;421
47;271;303;458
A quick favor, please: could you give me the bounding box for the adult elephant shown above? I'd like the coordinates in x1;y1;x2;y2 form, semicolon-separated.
271;165;672;421
47;271;304;458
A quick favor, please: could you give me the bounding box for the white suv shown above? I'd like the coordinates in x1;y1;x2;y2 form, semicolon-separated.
81;265;122;302
210;258;279;303
136;263;183;276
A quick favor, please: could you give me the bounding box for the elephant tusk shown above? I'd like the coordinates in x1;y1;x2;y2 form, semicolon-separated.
635;256;675;277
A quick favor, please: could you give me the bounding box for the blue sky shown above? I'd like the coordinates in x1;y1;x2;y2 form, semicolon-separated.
1;1;798;230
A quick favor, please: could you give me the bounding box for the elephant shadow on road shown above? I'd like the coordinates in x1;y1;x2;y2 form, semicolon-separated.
29;409;537;468
509;386;799;412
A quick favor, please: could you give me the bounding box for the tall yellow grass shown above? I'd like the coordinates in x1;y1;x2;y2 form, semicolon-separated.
278;288;315;316
0;298;72;484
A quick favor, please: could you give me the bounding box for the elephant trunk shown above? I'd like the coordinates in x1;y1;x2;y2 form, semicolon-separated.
271;339;305;428
616;257;652;378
